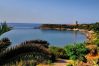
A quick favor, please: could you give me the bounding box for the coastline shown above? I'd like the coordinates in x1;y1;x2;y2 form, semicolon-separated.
67;29;95;44
40;27;95;44
78;29;95;44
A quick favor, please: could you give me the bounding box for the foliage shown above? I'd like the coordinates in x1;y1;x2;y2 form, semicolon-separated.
0;39;53;65
49;46;68;59
93;39;99;47
91;58;99;66
40;22;99;35
4;60;37;66
0;22;12;35
79;56;87;63
0;38;11;53
66;64;73;66
74;22;99;32
64;43;89;62
89;47;98;56
97;58;99;65
92;22;99;32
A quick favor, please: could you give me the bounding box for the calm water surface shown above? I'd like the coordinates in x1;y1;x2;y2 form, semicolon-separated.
0;29;86;47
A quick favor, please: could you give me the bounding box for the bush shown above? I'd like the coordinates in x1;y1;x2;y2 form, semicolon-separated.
50;53;56;62
49;46;68;59
64;43;89;62
93;39;99;47
79;56;87;63
66;64;73;66
89;48;98;56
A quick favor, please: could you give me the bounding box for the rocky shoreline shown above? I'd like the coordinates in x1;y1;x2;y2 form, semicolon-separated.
78;29;95;43
67;29;95;44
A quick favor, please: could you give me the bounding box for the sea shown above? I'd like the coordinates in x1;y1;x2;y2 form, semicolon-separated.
0;23;86;47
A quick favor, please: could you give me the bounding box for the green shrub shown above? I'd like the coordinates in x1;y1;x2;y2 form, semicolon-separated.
93;39;99;47
64;43;89;62
66;64;73;66
49;46;68;59
79;56;87;63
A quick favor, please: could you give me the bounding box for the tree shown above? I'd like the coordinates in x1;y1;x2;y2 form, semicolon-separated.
91;22;99;32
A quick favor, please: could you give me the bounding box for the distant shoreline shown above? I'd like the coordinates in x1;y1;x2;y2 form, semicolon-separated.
40;26;94;44
3;23;95;44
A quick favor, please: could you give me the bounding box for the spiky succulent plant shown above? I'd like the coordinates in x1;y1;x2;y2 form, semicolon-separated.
0;38;53;66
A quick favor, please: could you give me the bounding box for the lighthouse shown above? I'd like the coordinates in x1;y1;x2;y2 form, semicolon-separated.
76;21;78;26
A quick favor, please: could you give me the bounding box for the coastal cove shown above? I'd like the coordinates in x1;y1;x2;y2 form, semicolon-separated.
0;22;99;66
0;28;86;47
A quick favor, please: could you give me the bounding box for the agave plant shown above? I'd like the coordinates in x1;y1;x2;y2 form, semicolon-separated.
0;38;54;66
0;22;12;35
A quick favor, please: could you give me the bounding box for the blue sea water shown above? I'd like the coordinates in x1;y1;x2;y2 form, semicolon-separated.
0;23;86;47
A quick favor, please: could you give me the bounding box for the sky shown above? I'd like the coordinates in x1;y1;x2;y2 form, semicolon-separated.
0;0;99;24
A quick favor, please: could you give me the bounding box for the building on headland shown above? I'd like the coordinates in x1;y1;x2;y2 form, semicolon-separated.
65;21;79;26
